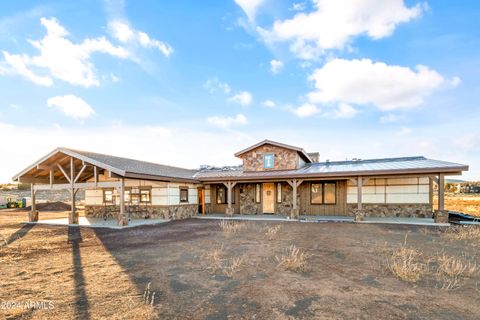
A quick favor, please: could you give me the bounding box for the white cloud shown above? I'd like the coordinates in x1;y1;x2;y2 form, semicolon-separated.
204;77;231;94
234;0;265;21
270;59;284;74
108;20;173;57
307;58;454;111
1;17;129;87
258;0;426;59
228;91;253;106
380;113;405;123
331;103;358;119
291;2;307;11
47;95;95;120
290;103;320;118
207;114;247;128
396;126;412;136
262;100;275;108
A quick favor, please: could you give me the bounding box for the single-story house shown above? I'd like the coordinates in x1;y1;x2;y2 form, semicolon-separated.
12;140;468;225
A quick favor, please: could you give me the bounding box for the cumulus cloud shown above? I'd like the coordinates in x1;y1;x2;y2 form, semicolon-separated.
204;77;231;94
234;0;265;21
262;100;275;108
270;59;284;74
331;103;358;119
307;58;455;111
1;17;129;87
207;114;247;128
228;91;253;106
258;0;426;59
290;103;320;118
47;94;95;120
108;21;173;57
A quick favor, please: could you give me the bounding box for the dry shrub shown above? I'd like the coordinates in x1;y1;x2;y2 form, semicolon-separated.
435;253;477;290
219;220;246;237
276;245;309;272
387;234;425;283
203;245;244;277
443;226;480;241
264;225;282;240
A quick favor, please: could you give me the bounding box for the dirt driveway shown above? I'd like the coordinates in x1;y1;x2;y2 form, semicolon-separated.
1;211;479;319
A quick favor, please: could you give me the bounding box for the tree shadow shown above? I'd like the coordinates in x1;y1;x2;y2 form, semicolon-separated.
68;226;91;320
0;223;35;248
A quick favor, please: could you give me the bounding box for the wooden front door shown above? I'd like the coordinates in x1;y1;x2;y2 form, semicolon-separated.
197;188;205;214
262;183;275;214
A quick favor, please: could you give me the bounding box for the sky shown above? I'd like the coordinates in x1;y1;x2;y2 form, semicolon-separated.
0;0;479;182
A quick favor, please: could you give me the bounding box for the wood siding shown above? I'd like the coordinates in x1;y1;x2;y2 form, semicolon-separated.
298;181;347;215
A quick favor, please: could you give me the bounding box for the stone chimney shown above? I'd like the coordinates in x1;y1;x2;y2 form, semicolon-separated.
308;152;320;162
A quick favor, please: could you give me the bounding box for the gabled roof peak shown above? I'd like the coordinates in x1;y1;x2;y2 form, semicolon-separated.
234;139;313;163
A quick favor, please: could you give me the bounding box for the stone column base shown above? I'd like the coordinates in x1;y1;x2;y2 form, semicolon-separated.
433;210;449;223
28;211;38;222
290;208;299;219
69;212;79;224
225;207;234;217
353;209;365;222
118;216;129;226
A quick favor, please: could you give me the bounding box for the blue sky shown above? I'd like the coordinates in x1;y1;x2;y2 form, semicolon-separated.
1;0;479;182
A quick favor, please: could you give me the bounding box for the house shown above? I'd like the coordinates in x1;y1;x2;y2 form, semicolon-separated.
12;140;469;225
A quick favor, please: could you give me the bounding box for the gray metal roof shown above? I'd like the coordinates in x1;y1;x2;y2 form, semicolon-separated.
65;148;198;181
195;156;468;180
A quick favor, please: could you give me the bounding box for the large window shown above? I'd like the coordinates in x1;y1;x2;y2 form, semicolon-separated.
255;184;261;203
263;153;275;169
103;189;114;204
310;182;336;205
216;185;235;204
276;183;282;203
140;189;151;203
180;187;189;203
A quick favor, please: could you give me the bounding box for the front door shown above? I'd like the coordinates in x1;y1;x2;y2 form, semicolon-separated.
262;183;275;214
197;188;205;214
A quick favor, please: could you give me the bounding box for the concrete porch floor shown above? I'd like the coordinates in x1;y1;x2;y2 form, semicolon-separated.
24;216;170;229
195;214;450;226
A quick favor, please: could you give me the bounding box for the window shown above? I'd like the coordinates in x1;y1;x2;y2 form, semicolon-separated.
216;186;226;204
180;188;189;203
263;153;275;169
103;189;114;204
124;189;131;203
140;189;151;203
276;183;282;203
310;182;336;205
255;184;261;203
311;183;323;204
324;183;336;204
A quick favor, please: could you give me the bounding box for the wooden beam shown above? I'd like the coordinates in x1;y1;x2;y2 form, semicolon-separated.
33;181;122;191
94;166;98;187
357;176;363;211
18;177;50;184
50;169;54;188
57;164;71;183
74;165;87;183
438;173;445;211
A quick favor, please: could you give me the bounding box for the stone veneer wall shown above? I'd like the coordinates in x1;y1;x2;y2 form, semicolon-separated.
239;184;262;214
85;204;197;220
239;144;300;172
346;204;433;218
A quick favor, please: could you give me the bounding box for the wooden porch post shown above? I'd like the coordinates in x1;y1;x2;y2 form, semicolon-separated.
287;179;303;219
223;181;236;216
118;178;128;226
69;157;79;224
29;183;38;222
438;173;445;211
357;176;363;211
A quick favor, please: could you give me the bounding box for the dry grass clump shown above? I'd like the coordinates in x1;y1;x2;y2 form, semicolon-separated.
219;220;246;237
276;245;309;272
203;245;245;277
435;253;477;290
443;226;480;241
264;225;282;240
387;234;426;283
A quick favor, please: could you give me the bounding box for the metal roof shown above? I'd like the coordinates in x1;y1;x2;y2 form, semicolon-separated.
194;156;468;181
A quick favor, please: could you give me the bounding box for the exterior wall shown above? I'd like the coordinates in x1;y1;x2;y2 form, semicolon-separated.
209;184;241;214
238;183;263;214
298;181;348;216
239;144;301;172
346;176;433;217
85;178;201;219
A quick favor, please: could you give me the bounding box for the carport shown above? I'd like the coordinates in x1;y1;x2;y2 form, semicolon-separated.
12;148;129;226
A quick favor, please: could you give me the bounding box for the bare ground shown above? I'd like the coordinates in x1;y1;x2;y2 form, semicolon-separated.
1;210;480;319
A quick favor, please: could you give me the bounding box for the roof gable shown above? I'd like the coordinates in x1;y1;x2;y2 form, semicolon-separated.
234;140;313;163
